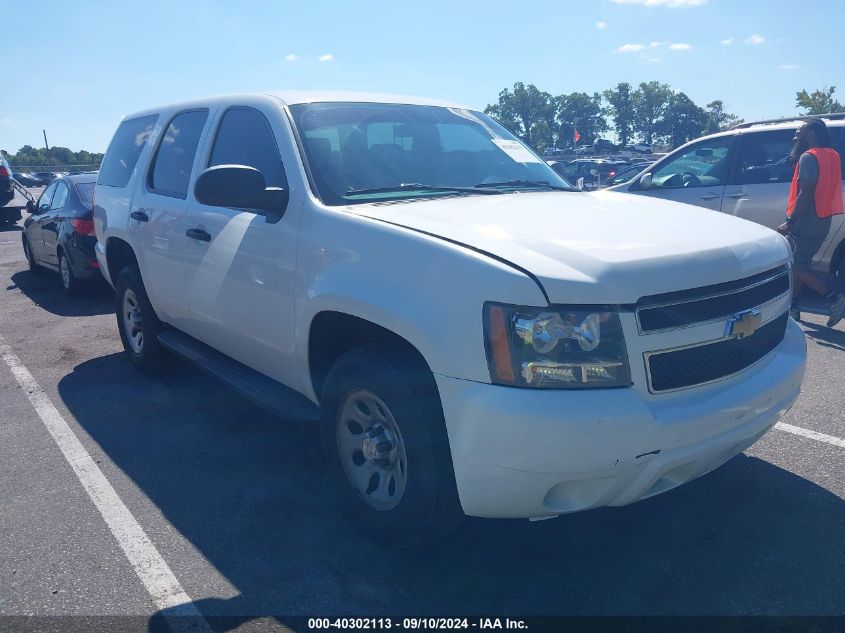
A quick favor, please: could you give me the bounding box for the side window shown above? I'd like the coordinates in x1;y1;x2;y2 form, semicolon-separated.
149;110;208;198
736;130;794;185
831;128;845;180
208;107;287;188
51;182;69;210
98;114;159;188
650;137;734;188
37;181;58;212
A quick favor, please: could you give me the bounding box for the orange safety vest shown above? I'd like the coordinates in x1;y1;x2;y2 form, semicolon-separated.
787;147;844;218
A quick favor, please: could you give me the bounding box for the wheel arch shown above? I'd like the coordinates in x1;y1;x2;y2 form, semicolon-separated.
105;236;139;281
308;311;437;404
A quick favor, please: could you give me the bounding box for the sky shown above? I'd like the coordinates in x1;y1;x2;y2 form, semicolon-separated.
2;0;843;154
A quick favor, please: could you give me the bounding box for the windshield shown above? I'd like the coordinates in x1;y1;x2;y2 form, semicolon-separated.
289;102;574;205
75;182;95;209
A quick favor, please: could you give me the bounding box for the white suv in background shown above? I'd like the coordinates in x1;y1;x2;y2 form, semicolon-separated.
94;92;805;547
609;114;845;284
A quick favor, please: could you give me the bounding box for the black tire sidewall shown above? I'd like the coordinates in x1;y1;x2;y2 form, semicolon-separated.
59;250;78;295
320;346;461;548
22;235;39;272
114;266;163;369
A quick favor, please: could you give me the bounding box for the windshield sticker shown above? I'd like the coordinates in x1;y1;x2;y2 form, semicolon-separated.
491;139;542;164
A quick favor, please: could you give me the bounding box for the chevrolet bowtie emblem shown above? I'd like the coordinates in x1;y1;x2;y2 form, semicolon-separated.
726;309;763;339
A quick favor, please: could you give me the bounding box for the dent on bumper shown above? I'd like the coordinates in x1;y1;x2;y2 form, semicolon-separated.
435;319;806;519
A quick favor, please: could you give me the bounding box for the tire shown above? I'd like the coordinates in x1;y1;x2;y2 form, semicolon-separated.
320;344;463;548
114;266;165;371
22;235;41;273
58;250;80;296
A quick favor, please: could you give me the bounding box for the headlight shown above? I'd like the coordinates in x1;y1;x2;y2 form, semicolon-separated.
484;303;631;389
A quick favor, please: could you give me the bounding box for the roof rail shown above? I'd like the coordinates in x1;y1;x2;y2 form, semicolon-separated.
732;112;845;130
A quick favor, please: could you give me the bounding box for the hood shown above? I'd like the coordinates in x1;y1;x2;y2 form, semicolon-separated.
349;190;791;304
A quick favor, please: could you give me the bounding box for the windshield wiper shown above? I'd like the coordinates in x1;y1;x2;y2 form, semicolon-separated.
345;183;504;196
473;179;573;191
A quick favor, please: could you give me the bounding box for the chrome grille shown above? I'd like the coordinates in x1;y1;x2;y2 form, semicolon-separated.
637;266;790;333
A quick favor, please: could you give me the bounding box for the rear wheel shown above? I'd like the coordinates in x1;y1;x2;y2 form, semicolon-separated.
115;266;165;371
58;250;80;296
320;344;463;548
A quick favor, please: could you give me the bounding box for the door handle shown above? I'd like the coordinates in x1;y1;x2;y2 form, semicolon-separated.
130;210;149;222
186;228;211;242
726;191;747;199
699;193;720;201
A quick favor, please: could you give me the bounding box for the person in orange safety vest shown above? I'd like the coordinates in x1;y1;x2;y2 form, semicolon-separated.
777;118;845;327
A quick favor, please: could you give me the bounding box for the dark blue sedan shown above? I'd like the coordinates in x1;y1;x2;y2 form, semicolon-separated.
22;173;101;295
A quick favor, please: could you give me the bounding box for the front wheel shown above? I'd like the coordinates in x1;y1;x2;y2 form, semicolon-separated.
114;266;165;371
320;344;463;548
22;235;41;273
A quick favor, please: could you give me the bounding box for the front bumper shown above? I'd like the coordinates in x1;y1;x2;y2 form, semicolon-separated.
435;318;806;519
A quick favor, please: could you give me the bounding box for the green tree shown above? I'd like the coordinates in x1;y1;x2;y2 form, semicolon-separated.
663;92;708;148
555;92;607;146
795;86;843;115
632;81;673;145
603;82;635;146
704;100;743;133
484;82;555;150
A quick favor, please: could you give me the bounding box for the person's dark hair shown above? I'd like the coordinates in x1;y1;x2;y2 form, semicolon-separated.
804;118;833;147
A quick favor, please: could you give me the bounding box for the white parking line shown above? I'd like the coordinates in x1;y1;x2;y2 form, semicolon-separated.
775;422;845;449
0;334;211;633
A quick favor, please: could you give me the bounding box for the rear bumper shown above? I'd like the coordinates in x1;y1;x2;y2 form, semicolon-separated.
436;318;806;519
95;240;112;287
65;234;100;279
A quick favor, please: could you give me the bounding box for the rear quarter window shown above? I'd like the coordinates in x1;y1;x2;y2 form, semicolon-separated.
98;114;159;188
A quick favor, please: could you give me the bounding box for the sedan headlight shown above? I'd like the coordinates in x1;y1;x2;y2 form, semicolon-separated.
484;303;631;388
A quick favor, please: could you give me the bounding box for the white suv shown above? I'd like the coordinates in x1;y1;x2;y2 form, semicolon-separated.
609;115;845;284
94;92;806;547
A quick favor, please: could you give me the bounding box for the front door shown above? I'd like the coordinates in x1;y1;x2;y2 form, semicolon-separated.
28;181;57;262
182;100;301;384
630;136;736;212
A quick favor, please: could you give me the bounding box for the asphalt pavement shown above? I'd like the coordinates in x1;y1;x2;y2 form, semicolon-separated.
0;209;843;632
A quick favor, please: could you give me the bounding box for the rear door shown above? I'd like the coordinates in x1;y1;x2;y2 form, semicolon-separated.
41;180;70;267
131;108;211;331
720;128;794;229
627;135;736;211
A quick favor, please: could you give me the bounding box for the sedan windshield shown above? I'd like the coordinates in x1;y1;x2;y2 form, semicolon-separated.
289;102;574;205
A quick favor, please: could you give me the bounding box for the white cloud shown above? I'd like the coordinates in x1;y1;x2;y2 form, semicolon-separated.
669;42;692;50
610;0;707;7
284;54;298;61
745;34;765;45
615;43;647;53
596;20;608;29
615;41;664;53
779;63;799;70
318;53;334;62
720;38;734;46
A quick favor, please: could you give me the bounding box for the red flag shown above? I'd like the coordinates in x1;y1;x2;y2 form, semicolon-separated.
573;127;581;143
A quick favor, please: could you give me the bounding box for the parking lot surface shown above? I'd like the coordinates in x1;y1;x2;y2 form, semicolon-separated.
0;209;844;630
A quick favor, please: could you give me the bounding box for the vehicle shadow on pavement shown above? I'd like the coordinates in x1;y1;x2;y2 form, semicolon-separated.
8;270;112;317
801;321;845;352
0;223;22;233
57;353;845;628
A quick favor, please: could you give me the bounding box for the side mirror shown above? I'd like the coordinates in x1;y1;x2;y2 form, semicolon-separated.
26;201;37;214
639;173;653;190
194;165;288;223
